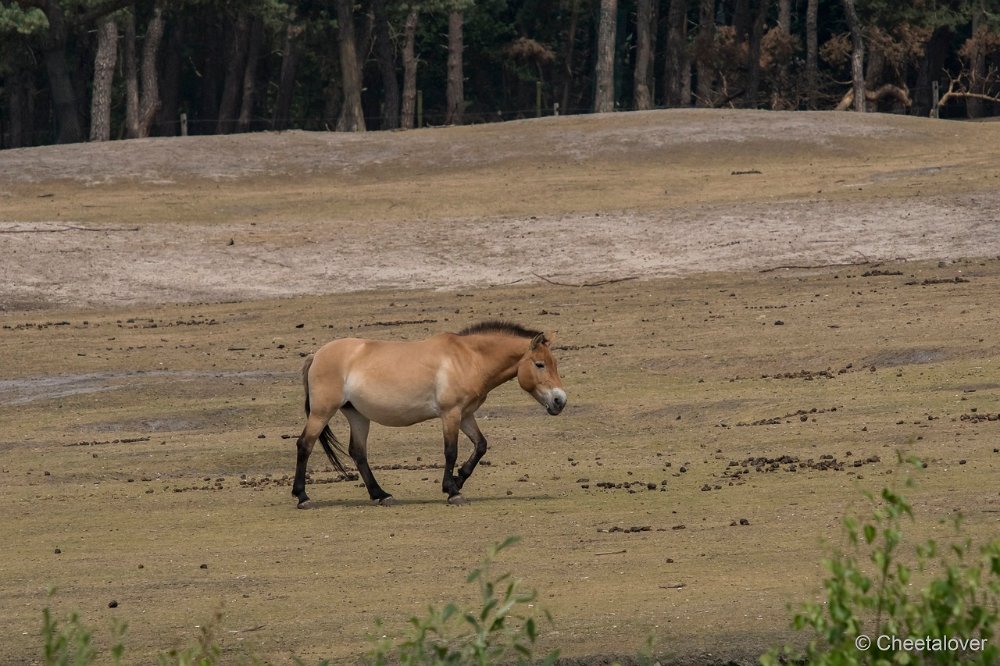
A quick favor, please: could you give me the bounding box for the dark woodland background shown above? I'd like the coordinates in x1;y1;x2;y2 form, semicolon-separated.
2;0;999;149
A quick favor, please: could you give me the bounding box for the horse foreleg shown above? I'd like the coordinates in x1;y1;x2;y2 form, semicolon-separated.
440;411;466;504
456;415;488;491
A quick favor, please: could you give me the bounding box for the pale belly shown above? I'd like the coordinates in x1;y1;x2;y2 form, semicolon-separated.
342;377;440;427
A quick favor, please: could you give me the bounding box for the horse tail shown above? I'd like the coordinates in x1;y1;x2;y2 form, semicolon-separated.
301;354;351;477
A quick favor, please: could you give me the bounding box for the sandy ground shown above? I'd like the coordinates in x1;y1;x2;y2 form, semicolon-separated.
2;110;1000;665
2;109;999;309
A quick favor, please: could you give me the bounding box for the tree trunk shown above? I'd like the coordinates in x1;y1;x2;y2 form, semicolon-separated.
335;0;366;131
560;0;580;114
273;9;302;131
124;4;165;139
745;0;767;108
373;0;401;130
124;10;141;138
913;27;950;116
90;16;118;142
806;0;818;108
43;2;85;144
770;0;792;109
695;0;716;107
863;43;884;108
840;0;865;112
733;0;750;39
778;0;790;32
663;0;689;107
136;2;165;138
593;0;617;113
217;13;250;134
445;10;464;125
400;6;419;129
967;4;987;118
237;17;264;132
633;0;655;110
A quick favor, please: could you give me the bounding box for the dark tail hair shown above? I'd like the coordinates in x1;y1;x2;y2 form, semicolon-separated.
301;355;351;477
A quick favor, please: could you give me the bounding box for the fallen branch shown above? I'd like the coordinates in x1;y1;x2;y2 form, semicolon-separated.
759;259;870;273
937;89;1000;112
594;549;627;556
835;83;912;111
0;225;140;234
532;273;638;288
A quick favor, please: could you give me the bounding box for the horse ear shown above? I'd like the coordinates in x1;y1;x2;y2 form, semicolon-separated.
530;333;547;350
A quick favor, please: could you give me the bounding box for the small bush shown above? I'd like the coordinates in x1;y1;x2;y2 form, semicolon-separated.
763;459;1000;665
41;594;125;666
40;598;224;666
366;535;558;666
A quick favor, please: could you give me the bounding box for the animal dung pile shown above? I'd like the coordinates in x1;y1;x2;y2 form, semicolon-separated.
577;478;667;493
959;412;1000;423
721;453;880;482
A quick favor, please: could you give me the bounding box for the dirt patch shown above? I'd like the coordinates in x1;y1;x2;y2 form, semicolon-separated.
866;348;951;368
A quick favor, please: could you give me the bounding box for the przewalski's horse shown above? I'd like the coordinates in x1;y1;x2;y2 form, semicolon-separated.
292;321;567;508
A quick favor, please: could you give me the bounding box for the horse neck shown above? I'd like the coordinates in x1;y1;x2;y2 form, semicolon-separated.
463;334;527;391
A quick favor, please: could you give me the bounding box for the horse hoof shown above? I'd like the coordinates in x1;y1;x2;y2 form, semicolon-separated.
376;496;396;507
297;499;316;510
447;494;468;506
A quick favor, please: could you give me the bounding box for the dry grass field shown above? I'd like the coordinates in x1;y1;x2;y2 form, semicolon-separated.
2;109;1000;664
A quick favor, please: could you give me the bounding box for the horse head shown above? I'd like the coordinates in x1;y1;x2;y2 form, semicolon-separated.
517;333;567;415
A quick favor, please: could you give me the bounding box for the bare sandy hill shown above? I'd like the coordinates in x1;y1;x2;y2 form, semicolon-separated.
2;109;999;309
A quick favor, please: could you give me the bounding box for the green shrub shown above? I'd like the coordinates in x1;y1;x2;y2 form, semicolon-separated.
156;609;223;666
366;536;558;666
41;594;125;666
40;598;223;666
762;461;1000;665
39;538;556;665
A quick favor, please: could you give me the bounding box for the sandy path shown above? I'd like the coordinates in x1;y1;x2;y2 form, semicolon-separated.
2;193;997;308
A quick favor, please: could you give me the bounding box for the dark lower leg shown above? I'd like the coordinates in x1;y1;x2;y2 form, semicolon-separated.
292;434;314;505
442;437;461;497
352;453;391;501
457;437;488;490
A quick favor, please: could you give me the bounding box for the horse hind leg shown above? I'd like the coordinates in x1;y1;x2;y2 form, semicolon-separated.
293;412;333;509
342;406;393;505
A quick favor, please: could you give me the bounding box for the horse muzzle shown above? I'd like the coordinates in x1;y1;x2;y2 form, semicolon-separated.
544;389;567;416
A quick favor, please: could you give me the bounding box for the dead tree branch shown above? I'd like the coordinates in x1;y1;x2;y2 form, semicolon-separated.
532;273;639;288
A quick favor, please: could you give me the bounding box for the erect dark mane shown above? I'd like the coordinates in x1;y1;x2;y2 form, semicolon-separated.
457;320;542;339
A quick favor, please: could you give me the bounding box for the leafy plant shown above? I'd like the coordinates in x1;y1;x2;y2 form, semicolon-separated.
40;595;224;666
41;592;125;666
157;609;223;666
366;536;558;666
762;458;1000;665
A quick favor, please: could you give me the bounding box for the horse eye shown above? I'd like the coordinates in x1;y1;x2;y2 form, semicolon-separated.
534;361;545;369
